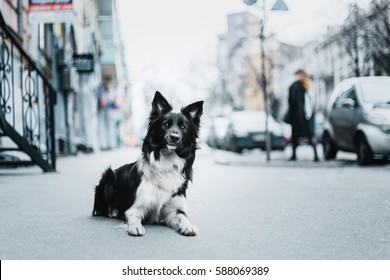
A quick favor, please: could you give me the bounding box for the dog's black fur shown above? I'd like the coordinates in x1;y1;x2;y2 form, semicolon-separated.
93;91;203;236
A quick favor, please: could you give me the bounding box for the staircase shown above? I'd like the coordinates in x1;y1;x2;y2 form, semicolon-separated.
0;12;56;172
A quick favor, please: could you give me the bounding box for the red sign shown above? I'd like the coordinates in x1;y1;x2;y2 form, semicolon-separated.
29;0;73;12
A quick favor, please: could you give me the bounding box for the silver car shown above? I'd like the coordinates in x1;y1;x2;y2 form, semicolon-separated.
322;77;390;165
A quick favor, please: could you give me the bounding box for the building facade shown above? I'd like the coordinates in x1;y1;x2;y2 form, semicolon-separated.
0;0;131;170
216;11;263;112
96;0;130;150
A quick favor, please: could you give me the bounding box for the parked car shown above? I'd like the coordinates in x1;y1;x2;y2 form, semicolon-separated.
322;76;390;165
224;111;286;153
206;117;229;149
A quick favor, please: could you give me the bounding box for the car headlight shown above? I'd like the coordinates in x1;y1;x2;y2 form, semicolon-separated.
380;125;390;134
365;112;388;125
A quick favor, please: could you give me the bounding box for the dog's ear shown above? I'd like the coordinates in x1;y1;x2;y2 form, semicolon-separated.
151;91;172;117
182;101;204;127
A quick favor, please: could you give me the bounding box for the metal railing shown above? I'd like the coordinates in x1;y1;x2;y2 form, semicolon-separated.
0;12;56;172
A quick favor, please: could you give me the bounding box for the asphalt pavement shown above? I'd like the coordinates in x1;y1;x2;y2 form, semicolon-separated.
0;145;389;259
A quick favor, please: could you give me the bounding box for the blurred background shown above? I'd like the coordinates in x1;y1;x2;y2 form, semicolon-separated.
0;0;389;170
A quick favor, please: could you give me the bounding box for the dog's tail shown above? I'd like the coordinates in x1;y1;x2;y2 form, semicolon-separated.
92;167;116;217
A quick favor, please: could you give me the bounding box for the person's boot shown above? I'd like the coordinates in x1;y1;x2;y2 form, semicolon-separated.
289;143;297;161
311;139;319;162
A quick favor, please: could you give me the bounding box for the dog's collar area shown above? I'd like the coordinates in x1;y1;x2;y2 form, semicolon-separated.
166;144;177;150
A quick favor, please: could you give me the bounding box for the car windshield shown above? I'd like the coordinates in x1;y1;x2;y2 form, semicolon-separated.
232;112;265;130
359;80;390;104
231;112;279;132
213;118;229;136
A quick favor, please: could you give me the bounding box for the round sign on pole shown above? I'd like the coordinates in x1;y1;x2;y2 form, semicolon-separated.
243;0;257;6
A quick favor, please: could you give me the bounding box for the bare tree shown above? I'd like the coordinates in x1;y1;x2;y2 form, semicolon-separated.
331;1;390;77
217;39;249;111
338;4;371;77
366;0;390;75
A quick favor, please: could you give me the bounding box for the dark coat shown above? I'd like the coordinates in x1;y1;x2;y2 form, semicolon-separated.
288;81;315;139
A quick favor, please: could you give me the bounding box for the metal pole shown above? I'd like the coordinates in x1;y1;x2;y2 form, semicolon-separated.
259;1;271;161
244;0;287;161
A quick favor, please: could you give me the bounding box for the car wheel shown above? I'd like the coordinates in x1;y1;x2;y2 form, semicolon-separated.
356;134;372;166
322;132;337;160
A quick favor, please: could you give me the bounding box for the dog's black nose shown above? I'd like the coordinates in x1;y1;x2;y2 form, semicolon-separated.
169;134;180;143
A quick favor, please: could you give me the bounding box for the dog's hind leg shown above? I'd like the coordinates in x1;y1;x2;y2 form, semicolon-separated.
92;168;116;217
92;183;108;216
161;195;198;236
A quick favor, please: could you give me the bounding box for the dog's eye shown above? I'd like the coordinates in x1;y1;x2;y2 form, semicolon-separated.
180;125;186;130
164;122;169;127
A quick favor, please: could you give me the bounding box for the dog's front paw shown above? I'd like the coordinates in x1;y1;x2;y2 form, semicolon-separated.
128;224;145;236
178;224;198;236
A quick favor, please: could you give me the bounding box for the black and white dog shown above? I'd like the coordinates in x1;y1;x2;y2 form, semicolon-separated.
92;91;203;236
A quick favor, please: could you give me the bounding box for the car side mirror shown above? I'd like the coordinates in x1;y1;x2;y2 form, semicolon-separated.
341;98;356;108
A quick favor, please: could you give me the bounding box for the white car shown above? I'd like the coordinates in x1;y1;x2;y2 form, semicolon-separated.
224;111;286;153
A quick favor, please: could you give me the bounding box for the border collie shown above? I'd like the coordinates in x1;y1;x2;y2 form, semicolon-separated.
92;91;203;236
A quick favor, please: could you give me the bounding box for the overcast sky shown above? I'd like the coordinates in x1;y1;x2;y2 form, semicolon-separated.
117;0;370;83
116;0;371;128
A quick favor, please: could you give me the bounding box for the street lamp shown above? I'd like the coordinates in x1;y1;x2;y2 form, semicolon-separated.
243;0;288;161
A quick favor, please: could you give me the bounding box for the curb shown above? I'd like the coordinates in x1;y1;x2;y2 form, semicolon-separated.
213;156;353;168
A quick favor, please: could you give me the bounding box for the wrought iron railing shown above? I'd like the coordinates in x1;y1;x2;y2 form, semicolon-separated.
0;12;56;172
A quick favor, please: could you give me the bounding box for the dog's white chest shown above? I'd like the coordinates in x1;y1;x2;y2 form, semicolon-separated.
139;150;185;192
135;150;186;222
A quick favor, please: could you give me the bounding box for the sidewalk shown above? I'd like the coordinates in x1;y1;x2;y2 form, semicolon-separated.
210;145;359;168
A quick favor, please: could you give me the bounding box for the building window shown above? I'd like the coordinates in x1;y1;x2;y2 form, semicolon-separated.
38;23;44;49
98;0;112;16
38;23;50;51
98;20;113;41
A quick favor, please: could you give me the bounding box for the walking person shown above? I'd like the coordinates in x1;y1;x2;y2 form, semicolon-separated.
285;69;319;161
